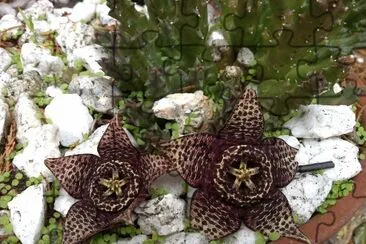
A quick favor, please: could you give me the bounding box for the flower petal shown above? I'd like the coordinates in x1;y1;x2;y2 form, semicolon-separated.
97;117;139;163
45;154;99;199
159;133;216;187
242;191;310;244
262;138;298;187
190;190;241;240
219;89;263;143
63;200;122;244
213;145;273;206
140;153;175;184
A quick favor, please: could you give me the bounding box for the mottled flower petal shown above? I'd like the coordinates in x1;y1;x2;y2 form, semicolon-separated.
45;154;99;199
89;161;141;212
213;145;273;206
242;191;310;244
97;117;139;163
190;190;241;240
219;89;263;143
63;200;121;244
262;138;298;187
140;153;175;184
160;133;216;187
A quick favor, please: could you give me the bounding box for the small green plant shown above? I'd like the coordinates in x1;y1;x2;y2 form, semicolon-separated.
143;233;166;244
316;180;354;214
19;10;37;44
39;211;63;244
150;187;169;199
8;49;23;73
33;91;53;108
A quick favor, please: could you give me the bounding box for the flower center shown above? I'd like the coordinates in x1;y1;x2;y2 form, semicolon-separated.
229;161;259;191
99;170;128;197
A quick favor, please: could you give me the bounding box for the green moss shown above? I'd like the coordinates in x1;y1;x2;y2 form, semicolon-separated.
150;187;169;199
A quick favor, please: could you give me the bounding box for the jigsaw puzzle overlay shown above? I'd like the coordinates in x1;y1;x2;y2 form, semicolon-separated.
95;0;366;243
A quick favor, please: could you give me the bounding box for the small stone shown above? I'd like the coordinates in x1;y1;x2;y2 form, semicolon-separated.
333;83;343;94
68;44;109;73
153;91;214;134
0;48;11;72
0;99;9;143
222;225;257;244
96;4;117;26
296;138;361;181
69;2;96;23
284;105;355;139
68;75;121;113
46;85;63;98
116;235;148;244
65;124;108;156
151;172;185;197
44;94;93;147
135;194;186;236
224;65;243;79
13;124;61;181
0;14;23;40
236;47;255;66
8;184;46;244
0;3;16;18
281;174;332;224
165;232;185;243
54;188;78;217
5;71;43;99
185;233;209;244
14;94;42;145
17;0;53;22
21;43;64;77
56;22;95;56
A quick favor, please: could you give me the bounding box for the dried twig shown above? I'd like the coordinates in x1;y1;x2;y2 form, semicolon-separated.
0;115;17;173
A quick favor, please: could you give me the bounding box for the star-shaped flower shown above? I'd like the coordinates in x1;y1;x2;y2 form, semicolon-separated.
160;89;310;243
45;117;174;244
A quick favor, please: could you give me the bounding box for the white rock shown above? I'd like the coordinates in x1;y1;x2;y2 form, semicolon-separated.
21;43;65;77
277;135;301;150
165;232;209;244
14;94;42;145
134;3;149;19
54;188;78;217
135;194;186;236
69;44;109;73
46;85;64;98
96;4;117;26
0;48;11;72
224;65;243;79
153;91;214;133
8;184;46;244
18;20;53;45
296;138;361;181
333;83;343;94
65;124;107;156
281;174;332;224
151;172;185;197
0;3;16;17
17;0;53;21
68;75;121;113
0;14;23;39
0;99;9;143
236;48;255;66
284;105;355;139
5;71;43;99
56;22;95;56
13;124;60;181
223;225;257;244
47;11;71;31
116;235;148;244
44;94;93;147
69;2;96;23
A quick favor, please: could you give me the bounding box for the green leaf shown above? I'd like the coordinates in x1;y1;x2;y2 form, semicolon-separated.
268;232;281;241
255;232;267;244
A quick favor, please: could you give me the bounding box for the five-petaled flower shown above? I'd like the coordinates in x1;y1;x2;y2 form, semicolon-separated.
45;117;174;244
160;89;310;243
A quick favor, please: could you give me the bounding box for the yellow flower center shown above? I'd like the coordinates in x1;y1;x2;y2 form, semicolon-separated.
229;161;259;191
99;170;127;197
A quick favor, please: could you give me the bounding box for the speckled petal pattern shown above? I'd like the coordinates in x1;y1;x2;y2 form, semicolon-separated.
262;137;298;187
219;89;263;143
45;154;99;199
140;153;175;184
97;116;139;163
160;133;216;187
242;191;310;244
190;190;241;240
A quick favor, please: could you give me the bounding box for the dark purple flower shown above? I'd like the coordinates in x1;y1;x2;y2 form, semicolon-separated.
161;89;310;243
45;117;174;244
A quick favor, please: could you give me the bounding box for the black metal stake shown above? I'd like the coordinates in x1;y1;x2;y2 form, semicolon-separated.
298;161;335;173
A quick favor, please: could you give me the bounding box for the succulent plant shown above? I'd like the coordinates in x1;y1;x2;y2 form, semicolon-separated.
45;117;174;244
160;89;308;242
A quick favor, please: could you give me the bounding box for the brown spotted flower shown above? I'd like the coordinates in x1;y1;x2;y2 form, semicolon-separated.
45;117;174;244
161;89;310;243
